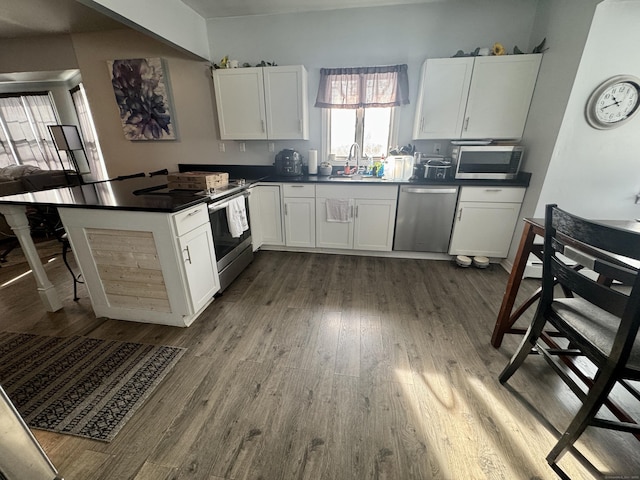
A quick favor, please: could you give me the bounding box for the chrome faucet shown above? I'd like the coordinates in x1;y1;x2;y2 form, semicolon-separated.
348;143;360;175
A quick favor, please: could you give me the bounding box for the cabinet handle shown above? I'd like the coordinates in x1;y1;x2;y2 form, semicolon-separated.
261;120;265;133
350;205;354;219
291;185;304;188
355;205;359;218
183;246;192;264
458;208;463;221
463;117;469;131
485;188;502;192
420;117;424;131
186;209;201;216
284;204;288;215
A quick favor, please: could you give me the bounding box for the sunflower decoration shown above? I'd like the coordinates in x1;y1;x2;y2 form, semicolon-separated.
491;42;506;56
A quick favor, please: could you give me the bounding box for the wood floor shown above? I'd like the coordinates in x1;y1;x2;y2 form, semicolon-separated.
1;248;639;479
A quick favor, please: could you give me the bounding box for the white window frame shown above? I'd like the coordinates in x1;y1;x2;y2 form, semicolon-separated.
321;106;400;166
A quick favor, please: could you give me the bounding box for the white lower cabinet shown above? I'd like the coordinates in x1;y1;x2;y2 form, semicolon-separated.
178;222;219;314
316;185;398;252
248;184;284;248
58;204;219;327
448;187;525;258
283;184;315;248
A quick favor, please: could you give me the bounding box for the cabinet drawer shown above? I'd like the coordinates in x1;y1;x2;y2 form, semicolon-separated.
316;184;398;200
173;204;209;236
283;183;315;198
459;186;525;203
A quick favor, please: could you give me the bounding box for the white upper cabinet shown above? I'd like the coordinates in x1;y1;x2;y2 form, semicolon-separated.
413;57;473;140
212;65;309;140
263;66;309;140
413;54;542;140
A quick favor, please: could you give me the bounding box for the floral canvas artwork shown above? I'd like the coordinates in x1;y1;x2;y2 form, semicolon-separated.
108;58;176;141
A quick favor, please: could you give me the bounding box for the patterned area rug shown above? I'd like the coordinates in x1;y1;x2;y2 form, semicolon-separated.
0;332;185;442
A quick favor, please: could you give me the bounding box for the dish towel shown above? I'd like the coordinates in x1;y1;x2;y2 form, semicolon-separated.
227;196;249;238
326;198;352;223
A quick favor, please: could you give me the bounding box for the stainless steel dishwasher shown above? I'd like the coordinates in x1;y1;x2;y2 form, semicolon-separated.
393;185;459;252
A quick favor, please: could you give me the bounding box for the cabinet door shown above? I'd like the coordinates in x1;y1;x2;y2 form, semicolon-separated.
448;201;522;258
178;223;219;313
251;185;284;246
264;66;309;140
316;197;353;249
284;197;315;247
212;67;267;140
353;199;396;251
462;54;541;140
413;57;473;140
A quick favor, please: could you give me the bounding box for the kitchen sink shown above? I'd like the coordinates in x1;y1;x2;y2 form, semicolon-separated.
328;175;385;182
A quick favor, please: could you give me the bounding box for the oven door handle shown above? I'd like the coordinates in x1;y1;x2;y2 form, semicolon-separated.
208;191;250;213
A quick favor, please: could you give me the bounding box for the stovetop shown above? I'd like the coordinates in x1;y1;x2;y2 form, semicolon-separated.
196;179;249;202
142;179;250;203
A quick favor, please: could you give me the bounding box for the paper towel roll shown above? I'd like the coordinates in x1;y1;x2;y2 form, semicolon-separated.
308;149;318;174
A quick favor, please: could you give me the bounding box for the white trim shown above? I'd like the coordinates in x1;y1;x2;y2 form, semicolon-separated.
321;108;329;166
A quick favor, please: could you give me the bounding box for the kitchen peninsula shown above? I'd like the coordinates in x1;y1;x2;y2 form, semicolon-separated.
0;176;220;327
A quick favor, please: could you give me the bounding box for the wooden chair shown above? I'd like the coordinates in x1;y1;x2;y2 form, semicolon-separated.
499;204;640;478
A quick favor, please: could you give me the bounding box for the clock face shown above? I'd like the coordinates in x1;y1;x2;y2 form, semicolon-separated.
586;75;640;129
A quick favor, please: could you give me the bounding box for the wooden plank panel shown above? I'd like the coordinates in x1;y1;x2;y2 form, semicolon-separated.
96;265;166;285
86;228;155;238
106;293;171;312
91;250;161;270
86;234;159;254
103;280;169;300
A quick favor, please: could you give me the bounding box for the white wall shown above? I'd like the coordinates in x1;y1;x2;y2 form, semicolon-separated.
78;0;210;60
534;0;640;220
204;0;539;166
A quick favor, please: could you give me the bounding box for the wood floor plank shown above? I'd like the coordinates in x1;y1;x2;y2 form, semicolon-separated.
2;249;640;479
133;461;178;480
334;311;360;377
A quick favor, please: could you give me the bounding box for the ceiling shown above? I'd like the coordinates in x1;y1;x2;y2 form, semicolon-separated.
180;0;441;18
0;0;123;39
0;0;443;41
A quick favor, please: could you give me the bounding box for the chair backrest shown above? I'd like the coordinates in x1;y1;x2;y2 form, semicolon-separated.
544;204;640;361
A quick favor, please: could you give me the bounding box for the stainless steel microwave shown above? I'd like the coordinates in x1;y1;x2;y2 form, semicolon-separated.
452;145;524;180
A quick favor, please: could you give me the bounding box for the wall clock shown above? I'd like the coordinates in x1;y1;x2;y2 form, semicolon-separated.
585;75;640;129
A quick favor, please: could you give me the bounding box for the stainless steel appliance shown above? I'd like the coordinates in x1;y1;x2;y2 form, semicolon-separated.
393;185;459;252
206;185;253;292
452;145;524;180
275;149;303;176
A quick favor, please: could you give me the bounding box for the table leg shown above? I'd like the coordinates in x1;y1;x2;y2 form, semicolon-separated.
491;221;537;348
0;205;63;312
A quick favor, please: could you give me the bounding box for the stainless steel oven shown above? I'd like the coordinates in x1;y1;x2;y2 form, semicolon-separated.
207;190;253;292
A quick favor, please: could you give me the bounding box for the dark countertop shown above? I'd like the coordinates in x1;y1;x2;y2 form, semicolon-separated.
0;176;208;213
178;163;531;188
261;171;531;187
0;166;531;213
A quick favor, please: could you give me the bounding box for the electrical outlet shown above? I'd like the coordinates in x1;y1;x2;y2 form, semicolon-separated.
433;143;441;154
218;142;225;152
268;142;275;153
239;142;246;152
